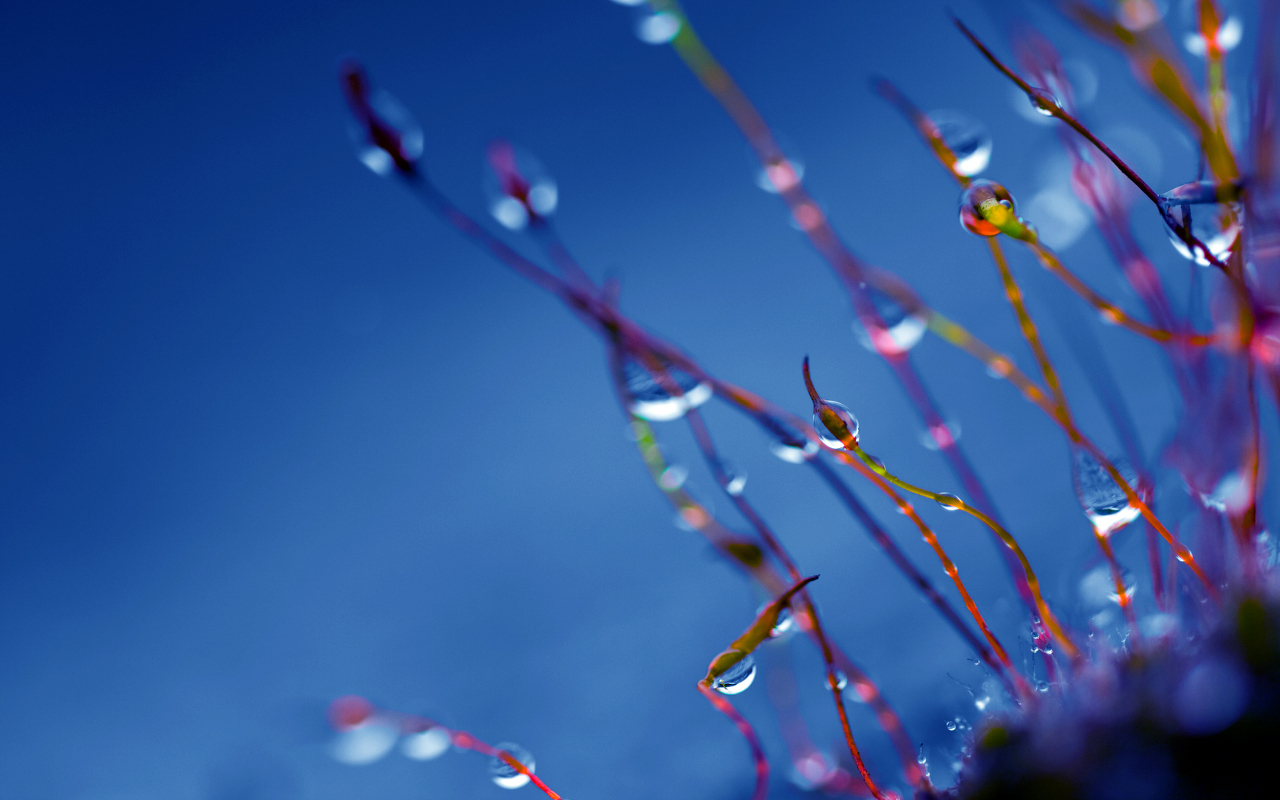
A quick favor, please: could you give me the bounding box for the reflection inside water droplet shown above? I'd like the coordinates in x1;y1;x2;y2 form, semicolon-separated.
489;742;536;789
623;358;713;421
1160;180;1242;266
936;492;963;511
714;655;757;695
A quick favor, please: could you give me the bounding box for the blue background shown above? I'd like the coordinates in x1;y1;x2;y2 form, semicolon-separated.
1;1;1265;798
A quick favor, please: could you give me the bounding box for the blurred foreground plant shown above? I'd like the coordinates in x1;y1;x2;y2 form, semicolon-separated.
332;1;1280;797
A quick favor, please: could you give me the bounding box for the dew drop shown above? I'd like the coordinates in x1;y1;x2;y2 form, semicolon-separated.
758;600;796;639
945;720;957;732
813;401;859;448
756;155;805;193
331;721;399;765
918;421;960;451
347;90;424;177
725;466;748;496
1117;0;1166;31
635;10;681;44
1029;87;1061;116
917;744;928;765
828;670;849;692
658;464;689;490
623;358;712;421
401;726;451;760
713;655;757;695
936;492;964;511
928;111;993;177
959;180;1016;237
1159;180;1242;266
1036;681;1050;693
1071;450;1140;535
770;438;819;464
1184;15;1243;55
489;742;536;789
484;141;558;231
853;287;927;354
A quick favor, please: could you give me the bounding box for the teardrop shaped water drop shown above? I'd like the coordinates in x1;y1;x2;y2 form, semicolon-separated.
1071;450;1140;534
1159;180;1242;266
928;110;992;177
489;742;536;789
623;358;712;421
813;401;859;448
713;655;757;695
959;180;1016;237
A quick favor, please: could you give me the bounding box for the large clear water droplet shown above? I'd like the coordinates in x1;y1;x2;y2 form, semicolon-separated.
928;110;992;177
812;401;859;448
347;90;424;177
1159;180;1242;266
853;286;927;354
713;655;757;695
489;742;536;789
484;141;558;231
401;726;451;760
1072;450;1140;534
959;180;1016;237
623;358;713;421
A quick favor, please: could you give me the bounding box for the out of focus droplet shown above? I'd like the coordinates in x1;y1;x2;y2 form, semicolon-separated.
1159;180;1242;266
713;655;757;695
771;438;819;464
624;359;713;421
1117;0;1167;31
401;726;451;760
635;10;681;44
959;180;1016;237
658;464;689;490
484;141;558;231
813;401;859;448
832;670;848;691
1175;657;1249;734
725;465;748;496
1026;188;1090;250
1184;15;1243;55
331;721;399;765
348;90;424;176
918;421;960;451
853;287;927;354
489;742;536;789
756;153;805;193
928;110;992;177
758;600;796;639
1071;450;1140;535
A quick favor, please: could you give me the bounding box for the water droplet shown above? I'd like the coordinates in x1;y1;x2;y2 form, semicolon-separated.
1029;87;1061;116
1036;681;1050;693
1175;657;1249;734
713;655;757;695
658;464;689;490
959;180;1016;237
917;744;928;765
945;720;957;732
609;0;646;5
935;492;964;511
927;110;992;176
1071;450;1140;534
829;670;849;691
918;421;961;451
812;401;859;448
770;437;819;464
755;149;805;193
725;466;748;496
623;358;712;421
484;141;558;231
1159;180;1242;266
853;287;927;354
1184;15;1243;55
867;455;887;473
401;726;451;760
758;600;796;638
635;9;681;44
331;721;399;765
346;88;424;177
489;742;536;789
1025;188;1090;251
1117;0;1167;31
1199;471;1252;515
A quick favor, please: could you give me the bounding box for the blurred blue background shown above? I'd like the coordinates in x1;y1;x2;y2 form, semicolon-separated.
2;1;1267;798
